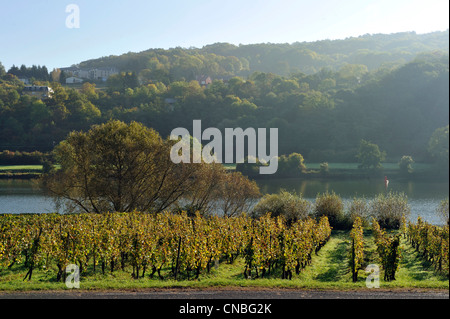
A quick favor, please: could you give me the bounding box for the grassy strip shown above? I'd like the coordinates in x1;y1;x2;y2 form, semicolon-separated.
0;165;61;178
0;163;434;172
0;165;43;178
0;231;447;291
0;165;43;172
305;163;432;171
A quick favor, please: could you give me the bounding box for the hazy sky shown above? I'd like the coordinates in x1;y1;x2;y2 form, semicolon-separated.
0;0;448;70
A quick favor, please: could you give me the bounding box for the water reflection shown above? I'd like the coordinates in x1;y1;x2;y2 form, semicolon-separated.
256;178;448;201
0;179;57;214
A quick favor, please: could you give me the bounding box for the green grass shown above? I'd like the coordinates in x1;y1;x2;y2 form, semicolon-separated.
0;165;43;172
305;162;432;171
0;165;43;177
224;162;434;175
0;165;61;176
223;163;236;171
0;231;447;291
0;163;433;175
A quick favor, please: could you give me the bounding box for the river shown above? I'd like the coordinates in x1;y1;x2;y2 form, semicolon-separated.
0;178;448;225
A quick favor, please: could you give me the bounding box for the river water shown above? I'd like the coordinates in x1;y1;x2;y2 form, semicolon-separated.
0;178;448;225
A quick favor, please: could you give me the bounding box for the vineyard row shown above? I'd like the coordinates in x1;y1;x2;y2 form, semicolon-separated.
0;212;331;281
350;216;449;282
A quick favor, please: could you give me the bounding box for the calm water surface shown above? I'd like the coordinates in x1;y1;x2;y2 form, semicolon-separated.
0;178;448;224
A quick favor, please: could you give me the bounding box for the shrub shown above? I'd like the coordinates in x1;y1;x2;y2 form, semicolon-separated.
252;190;311;224
348;197;370;225
313;191;350;229
398;155;414;175
319;162;329;174
277;153;307;176
370;192;410;229
235;156;267;177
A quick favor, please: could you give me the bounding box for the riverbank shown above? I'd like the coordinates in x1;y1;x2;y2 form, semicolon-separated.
240;162;449;182
0;165;42;179
1;163;448;182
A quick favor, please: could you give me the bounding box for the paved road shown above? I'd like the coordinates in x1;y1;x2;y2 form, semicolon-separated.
0;288;448;299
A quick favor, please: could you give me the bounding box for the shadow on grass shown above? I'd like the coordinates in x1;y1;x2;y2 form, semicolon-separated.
362;229;377;268
230;263;286;280
400;239;449;281
315;232;350;282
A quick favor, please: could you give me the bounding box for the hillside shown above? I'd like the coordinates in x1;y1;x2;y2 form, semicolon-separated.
74;31;449;80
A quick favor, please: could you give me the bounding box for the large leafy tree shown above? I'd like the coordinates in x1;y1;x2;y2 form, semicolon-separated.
43;120;261;215
356;139;386;170
43;120;201;213
219;171;261;217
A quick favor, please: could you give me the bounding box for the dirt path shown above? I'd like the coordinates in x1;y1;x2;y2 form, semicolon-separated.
0;287;447;299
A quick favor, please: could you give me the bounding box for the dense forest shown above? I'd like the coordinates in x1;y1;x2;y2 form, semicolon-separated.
77;31;449;79
0;31;448;169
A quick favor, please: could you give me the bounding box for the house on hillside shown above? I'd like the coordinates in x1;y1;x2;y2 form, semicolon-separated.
89;67;119;81
196;75;212;87
22;86;54;99
60;66;118;81
19;78;30;84
74;69;90;79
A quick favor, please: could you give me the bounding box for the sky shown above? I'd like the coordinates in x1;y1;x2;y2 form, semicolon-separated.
0;0;448;71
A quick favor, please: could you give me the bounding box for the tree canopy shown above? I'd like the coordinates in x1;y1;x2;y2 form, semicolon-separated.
356;140;386;169
42;120;260;215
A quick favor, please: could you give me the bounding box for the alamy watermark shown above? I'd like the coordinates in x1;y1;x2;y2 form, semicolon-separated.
65;264;80;289
170;120;279;174
65;4;80;29
365;264;380;288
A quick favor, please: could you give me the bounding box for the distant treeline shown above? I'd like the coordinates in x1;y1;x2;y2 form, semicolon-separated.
0;150;50;165
77;31;449;80
6;65;50;82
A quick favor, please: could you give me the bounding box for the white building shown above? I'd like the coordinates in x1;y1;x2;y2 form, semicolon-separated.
60;67;118;81
22;86;54;99
89;67;119;81
73;69;90;79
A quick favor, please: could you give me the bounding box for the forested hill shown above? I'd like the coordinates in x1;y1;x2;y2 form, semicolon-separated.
76;31;449;79
0;31;448;169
